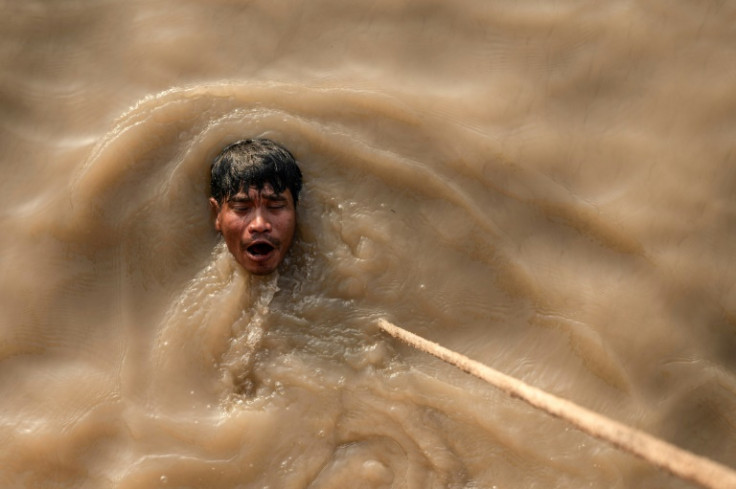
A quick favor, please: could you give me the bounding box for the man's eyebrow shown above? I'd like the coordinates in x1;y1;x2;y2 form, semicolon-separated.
228;195;252;203
227;192;287;203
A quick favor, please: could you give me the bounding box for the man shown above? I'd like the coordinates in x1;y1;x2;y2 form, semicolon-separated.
209;138;303;275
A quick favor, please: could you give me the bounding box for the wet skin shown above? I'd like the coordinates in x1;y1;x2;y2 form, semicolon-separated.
210;185;296;275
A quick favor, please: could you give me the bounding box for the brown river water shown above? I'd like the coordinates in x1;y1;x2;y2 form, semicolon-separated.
1;1;736;488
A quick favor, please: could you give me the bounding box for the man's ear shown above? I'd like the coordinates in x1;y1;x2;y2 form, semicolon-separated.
209;197;222;232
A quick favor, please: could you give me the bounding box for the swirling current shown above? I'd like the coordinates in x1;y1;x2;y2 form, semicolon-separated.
1;1;736;488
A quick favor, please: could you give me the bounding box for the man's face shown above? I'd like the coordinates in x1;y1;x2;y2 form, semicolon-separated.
210;184;296;275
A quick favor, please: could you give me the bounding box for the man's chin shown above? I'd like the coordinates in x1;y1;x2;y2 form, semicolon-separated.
246;266;278;276
239;255;280;275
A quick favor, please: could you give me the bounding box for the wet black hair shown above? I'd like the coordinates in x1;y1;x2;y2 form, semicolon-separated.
210;138;303;205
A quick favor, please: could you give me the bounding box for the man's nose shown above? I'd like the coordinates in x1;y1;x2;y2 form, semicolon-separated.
248;210;271;233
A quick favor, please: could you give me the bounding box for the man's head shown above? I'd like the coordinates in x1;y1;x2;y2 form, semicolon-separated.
209;138;303;275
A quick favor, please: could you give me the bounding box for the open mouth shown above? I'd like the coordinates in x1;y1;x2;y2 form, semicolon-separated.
247;241;275;257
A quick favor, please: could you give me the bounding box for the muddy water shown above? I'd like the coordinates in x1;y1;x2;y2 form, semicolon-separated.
2;1;736;488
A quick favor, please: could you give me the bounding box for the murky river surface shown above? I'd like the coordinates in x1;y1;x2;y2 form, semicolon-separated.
1;1;736;487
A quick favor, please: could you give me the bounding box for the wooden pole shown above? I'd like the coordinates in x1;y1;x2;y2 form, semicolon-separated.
377;318;736;489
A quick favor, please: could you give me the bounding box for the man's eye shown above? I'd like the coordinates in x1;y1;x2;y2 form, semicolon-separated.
268;201;286;209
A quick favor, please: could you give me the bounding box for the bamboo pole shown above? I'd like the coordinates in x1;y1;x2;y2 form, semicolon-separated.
377;318;736;489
